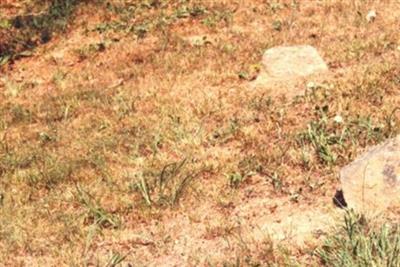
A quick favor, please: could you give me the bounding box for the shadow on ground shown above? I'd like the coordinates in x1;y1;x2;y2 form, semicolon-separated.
0;0;81;65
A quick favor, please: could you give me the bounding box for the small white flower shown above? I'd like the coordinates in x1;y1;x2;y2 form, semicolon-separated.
307;81;316;89
334;115;343;124
366;10;377;23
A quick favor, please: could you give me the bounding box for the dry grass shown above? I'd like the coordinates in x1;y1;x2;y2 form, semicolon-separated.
1;0;400;266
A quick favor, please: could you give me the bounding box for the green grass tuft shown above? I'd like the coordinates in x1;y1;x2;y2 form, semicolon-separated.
318;211;400;267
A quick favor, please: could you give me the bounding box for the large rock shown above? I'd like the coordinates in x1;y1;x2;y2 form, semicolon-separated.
261;45;328;79
340;135;400;215
252;45;328;96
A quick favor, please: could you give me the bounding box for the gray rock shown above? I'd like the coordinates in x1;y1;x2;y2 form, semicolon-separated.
261;45;328;80
340;135;400;215
252;45;328;96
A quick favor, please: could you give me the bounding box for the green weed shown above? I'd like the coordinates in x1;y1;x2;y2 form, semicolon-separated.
318;211;400;267
132;158;204;207
76;185;121;229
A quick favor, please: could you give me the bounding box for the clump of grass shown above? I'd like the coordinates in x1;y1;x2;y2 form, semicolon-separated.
318;211;400;267
131;158;205;207
76;185;121;229
227;172;245;188
105;251;129;267
25;155;75;189
93;1;213;38
297;70;400;168
74;42;106;61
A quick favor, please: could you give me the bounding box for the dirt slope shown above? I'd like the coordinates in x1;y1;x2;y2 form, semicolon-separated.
1;1;400;266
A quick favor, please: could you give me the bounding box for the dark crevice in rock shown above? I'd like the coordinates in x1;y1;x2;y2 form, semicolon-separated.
333;189;347;209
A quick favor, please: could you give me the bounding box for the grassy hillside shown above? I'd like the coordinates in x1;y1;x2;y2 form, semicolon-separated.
1;0;400;266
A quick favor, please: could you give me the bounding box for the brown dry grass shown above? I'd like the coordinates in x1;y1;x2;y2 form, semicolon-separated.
1;0;400;266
